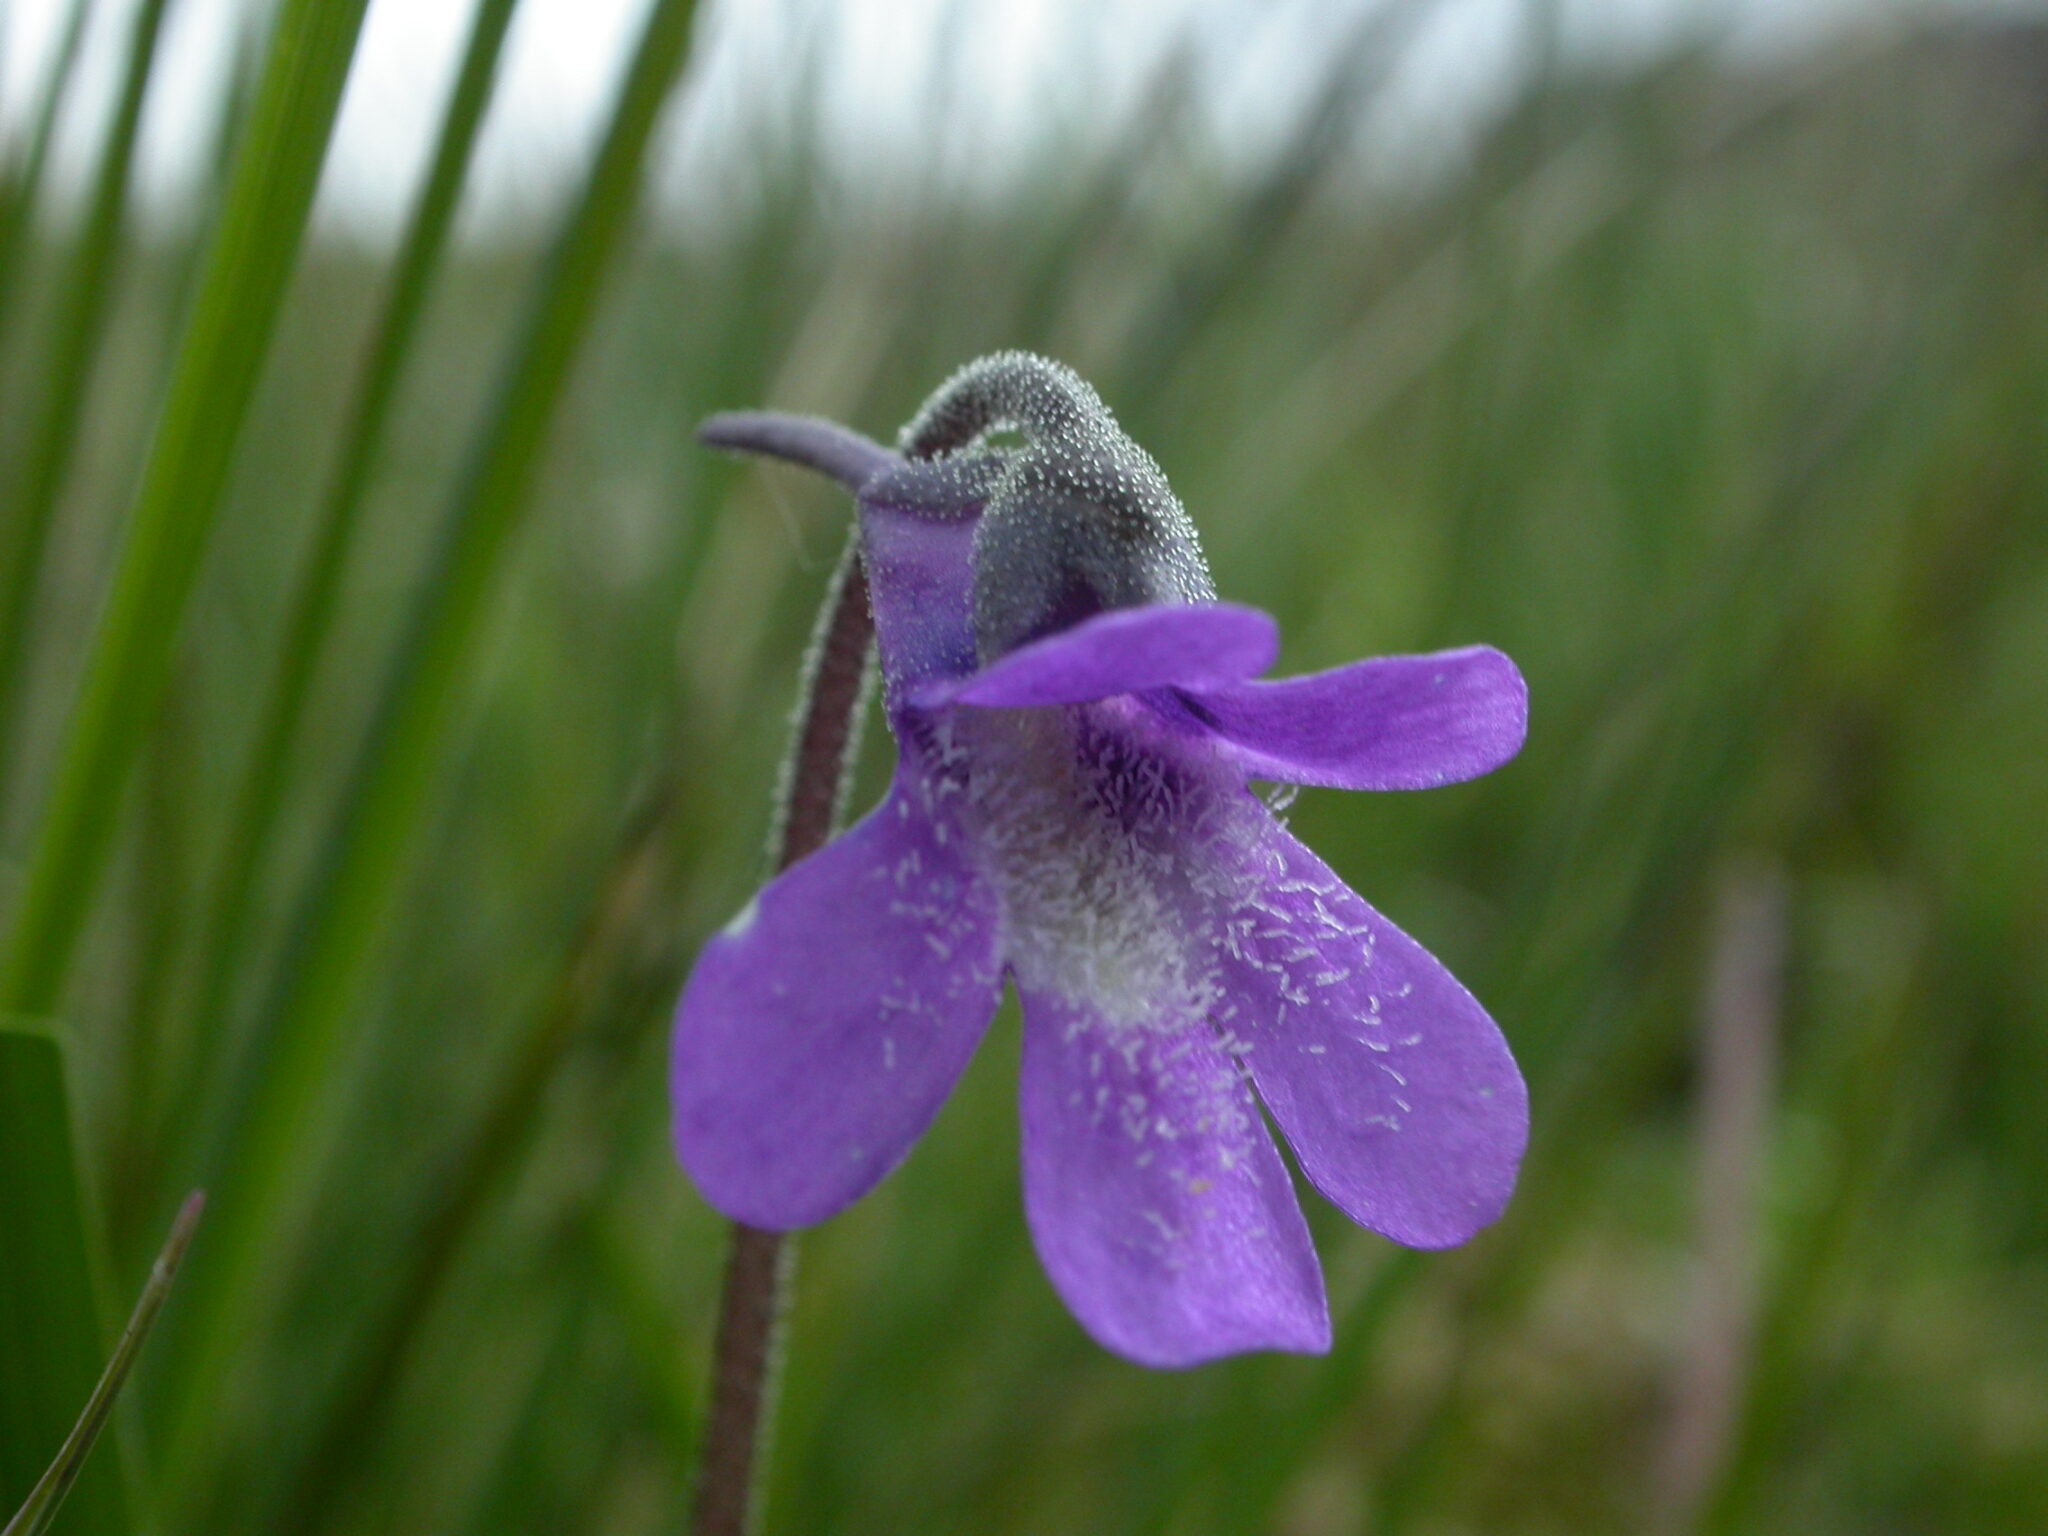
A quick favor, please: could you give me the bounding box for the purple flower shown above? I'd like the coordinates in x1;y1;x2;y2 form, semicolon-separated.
673;354;1528;1368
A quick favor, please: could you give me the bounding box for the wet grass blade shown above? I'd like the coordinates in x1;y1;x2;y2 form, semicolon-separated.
1;1190;203;1536
0;0;373;1019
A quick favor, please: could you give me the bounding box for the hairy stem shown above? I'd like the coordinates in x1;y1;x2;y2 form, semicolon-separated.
692;531;874;1536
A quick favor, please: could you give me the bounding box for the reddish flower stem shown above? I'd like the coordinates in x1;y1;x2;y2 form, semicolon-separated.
692;536;874;1536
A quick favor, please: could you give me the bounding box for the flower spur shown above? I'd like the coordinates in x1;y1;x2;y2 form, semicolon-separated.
672;353;1529;1368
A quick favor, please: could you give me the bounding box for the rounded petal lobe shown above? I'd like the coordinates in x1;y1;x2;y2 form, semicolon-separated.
1017;987;1329;1368
671;772;1003;1229
1184;645;1526;790
918;603;1279;710
1221;823;1527;1248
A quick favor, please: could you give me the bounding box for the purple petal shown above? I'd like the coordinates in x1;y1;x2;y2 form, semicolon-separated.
1182;646;1526;790
1017;986;1329;1367
1217;823;1527;1248
860;504;981;695
918;603;1279;710
671;770;1003;1228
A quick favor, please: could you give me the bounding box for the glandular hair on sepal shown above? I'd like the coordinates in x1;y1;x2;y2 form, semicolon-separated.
897;351;1215;664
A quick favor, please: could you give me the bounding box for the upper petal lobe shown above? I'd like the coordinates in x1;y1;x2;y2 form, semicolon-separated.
1016;986;1329;1368
1181;645;1526;790
919;603;1278;709
671;769;1004;1228
1215;822;1527;1248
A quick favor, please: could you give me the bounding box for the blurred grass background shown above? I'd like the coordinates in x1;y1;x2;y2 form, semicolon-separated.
2;0;2046;1532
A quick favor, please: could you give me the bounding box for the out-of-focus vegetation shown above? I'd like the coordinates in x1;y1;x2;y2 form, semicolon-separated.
2;2;2045;1532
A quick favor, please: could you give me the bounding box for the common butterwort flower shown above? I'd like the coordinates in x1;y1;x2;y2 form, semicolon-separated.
674;353;1528;1367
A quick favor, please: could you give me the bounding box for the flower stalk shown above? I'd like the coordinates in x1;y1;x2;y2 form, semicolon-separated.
692;529;875;1536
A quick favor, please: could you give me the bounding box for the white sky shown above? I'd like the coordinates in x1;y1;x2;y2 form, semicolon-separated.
0;0;2016;237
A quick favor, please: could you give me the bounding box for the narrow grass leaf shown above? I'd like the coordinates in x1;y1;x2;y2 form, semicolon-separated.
1;1191;203;1536
274;782;688;1527
159;0;702;1488
0;1020;123;1535
0;0;177;793
171;0;524;1160
0;0;373;1019
0;0;92;354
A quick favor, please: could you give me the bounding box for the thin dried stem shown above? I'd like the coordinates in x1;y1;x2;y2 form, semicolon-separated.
1658;863;1786;1532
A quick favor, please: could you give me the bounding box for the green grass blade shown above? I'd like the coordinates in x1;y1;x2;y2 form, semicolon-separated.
1112;0;1431;400
0;0;93;352
171;0;523;1156
159;0;701;1486
104;675;196;1258
0;1020;124;1535
273;781;686;1527
1;1190;202;1536
0;0;373;1019
0;0;177;795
